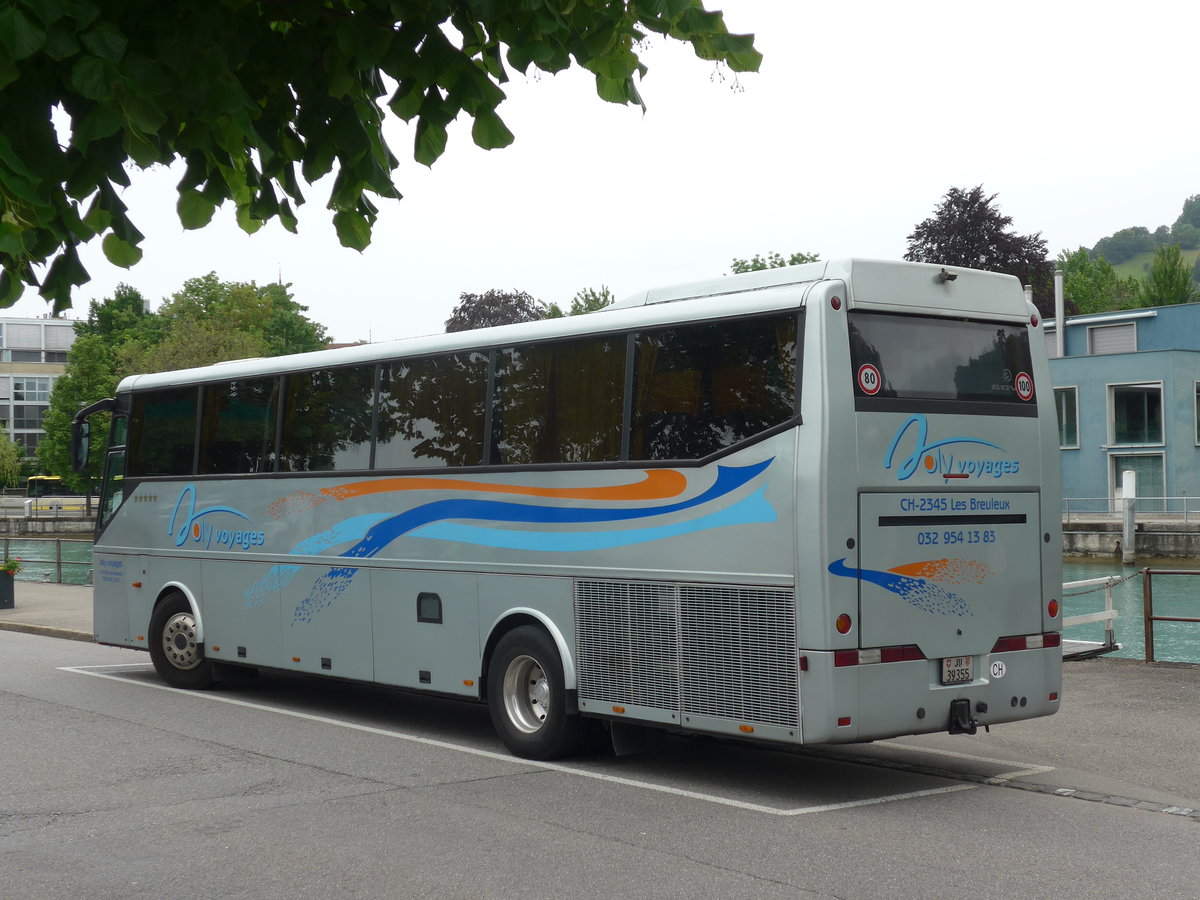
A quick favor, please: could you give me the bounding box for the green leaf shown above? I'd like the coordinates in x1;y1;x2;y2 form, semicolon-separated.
0;222;23;256
0;7;46;60
119;91;167;135
70;102;122;146
41;22;81;60
79;21;127;62
235;202;263;235
101;232;141;268
177;189;216;230
82;195;112;233
70;55;119;100
0;269;26;307
333;210;372;251
414;116;448;167
0;49;19;90
470;109;514;151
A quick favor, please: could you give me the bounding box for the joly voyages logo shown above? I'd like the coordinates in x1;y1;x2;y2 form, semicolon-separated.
884;414;1020;482
169;485;266;550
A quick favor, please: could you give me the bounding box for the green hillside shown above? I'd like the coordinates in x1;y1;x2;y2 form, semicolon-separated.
1111;246;1200;281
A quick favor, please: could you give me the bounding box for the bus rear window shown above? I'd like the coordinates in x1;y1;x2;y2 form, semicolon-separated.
849;311;1036;414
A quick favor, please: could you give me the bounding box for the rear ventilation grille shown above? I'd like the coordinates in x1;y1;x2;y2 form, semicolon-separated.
575;580;797;728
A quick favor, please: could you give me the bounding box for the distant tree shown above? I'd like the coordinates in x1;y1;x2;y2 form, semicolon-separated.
121;318;269;375
38;275;332;482
1057;248;1139;315
445;289;545;332
1170;223;1200;251
904;186;1054;317
0;2;761;311
544;285;615;318
1091;227;1156;265
0;434;21;489
37;334;119;491
730;251;820;274
1137;244;1198;306
157;273;327;355
1175;195;1200;231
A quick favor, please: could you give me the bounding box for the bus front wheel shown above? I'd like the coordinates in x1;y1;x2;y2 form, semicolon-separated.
487;625;585;760
148;592;214;689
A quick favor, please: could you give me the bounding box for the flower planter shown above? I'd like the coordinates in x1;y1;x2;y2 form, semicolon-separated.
0;572;13;610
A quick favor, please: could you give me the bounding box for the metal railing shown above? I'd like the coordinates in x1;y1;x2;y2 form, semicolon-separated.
1142;567;1200;663
0;497;94;519
1;537;93;584
1061;574;1121;658
1063;495;1197;523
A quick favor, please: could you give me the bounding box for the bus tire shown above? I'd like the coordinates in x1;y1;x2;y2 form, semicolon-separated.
487;625;585;760
148;592;214;689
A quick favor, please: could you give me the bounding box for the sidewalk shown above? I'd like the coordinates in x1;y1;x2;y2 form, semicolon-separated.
0;580;93;642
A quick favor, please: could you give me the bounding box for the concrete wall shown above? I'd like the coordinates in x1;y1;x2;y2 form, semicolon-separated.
1064;520;1200;559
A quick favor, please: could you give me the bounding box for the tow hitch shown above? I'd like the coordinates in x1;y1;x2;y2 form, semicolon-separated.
948;698;978;735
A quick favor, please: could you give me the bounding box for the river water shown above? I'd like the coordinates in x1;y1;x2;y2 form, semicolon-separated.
7;538;1196;663
1063;558;1200;664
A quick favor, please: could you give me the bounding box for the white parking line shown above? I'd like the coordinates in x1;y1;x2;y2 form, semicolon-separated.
874;740;1057;782
62;664;983;816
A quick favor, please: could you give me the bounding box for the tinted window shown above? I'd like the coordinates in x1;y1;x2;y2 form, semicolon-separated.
376;353;488;468
198;378;279;474
630;315;798;460
492;336;625;465
849;312;1036;408
128;388;198;476
279;367;375;471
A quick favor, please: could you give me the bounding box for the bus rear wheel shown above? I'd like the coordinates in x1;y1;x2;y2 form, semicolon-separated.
487;625;585;760
148;592;214;689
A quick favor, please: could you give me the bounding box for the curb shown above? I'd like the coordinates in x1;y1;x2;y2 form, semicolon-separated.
0;621;94;643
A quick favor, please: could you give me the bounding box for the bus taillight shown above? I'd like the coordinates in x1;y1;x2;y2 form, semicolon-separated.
1047;599;1060;618
834;645;926;667
991;632;1061;652
835;613;852;634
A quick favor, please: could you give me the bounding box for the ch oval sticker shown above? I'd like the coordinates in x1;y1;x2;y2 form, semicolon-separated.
991;660;1007;679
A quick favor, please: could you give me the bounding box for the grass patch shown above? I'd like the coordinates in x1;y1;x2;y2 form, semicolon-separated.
1111;247;1200;281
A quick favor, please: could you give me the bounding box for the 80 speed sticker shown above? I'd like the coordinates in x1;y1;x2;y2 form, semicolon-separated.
857;364;881;395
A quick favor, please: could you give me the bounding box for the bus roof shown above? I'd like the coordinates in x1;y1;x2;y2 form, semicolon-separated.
114;258;1029;394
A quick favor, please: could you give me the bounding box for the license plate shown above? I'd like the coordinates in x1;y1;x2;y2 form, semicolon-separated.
941;656;973;685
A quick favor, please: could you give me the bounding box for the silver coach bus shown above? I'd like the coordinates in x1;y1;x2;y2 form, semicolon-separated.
73;258;1062;759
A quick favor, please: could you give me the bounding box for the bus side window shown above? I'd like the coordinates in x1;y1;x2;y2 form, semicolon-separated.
198;378;279;474
129;388;198;477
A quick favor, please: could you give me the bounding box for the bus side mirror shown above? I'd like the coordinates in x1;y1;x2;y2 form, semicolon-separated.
71;419;90;472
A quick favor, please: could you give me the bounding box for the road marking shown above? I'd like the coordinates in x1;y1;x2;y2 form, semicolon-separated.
874;740;1057;782
63;664;982;816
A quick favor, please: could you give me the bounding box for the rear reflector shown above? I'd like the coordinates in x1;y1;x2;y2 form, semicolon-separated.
991;632;1062;653
833;644;926;667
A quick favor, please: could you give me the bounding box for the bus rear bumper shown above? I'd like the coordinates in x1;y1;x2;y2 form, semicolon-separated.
801;647;1062;744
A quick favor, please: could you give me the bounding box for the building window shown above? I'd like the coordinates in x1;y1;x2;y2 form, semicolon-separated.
1089;323;1137;355
1111;384;1162;445
1196;383;1200;445
1054;387;1078;448
1111;454;1165;513
12;377;50;402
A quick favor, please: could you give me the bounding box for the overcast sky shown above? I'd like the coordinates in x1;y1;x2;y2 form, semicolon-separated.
11;0;1199;342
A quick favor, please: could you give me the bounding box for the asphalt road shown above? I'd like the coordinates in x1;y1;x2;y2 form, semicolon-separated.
2;631;1198;899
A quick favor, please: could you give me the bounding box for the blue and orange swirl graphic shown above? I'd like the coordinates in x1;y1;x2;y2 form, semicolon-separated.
247;460;776;623
829;557;992;617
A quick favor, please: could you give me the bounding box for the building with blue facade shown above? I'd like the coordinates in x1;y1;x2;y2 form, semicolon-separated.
1047;303;1200;511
